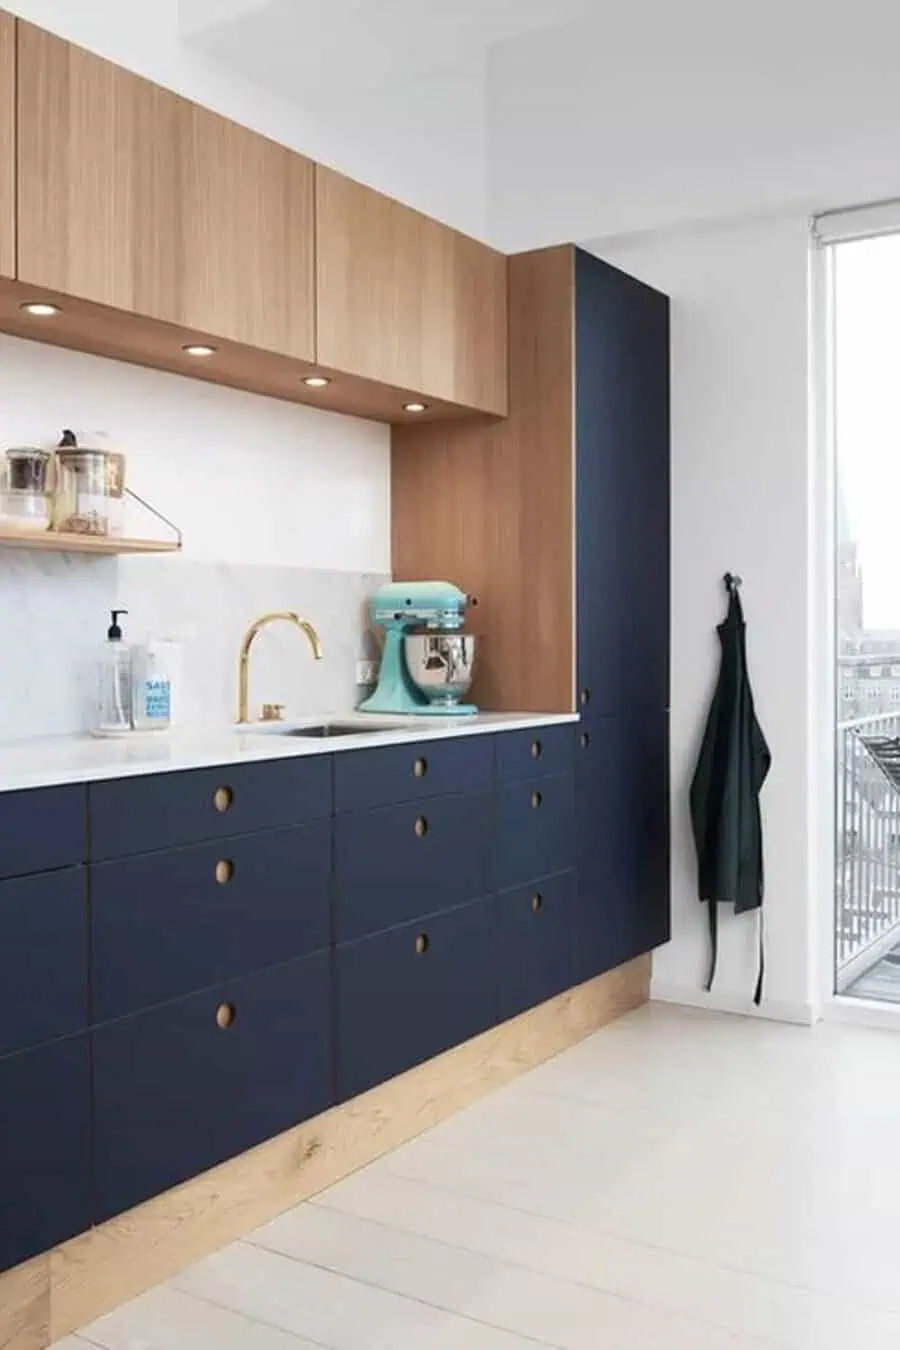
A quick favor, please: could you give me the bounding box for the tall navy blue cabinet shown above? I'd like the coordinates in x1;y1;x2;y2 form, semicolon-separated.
574;248;670;980
393;241;671;986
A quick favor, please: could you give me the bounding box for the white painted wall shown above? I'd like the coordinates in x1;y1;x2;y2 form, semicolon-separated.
590;217;818;1022
0;336;389;571
0;335;389;740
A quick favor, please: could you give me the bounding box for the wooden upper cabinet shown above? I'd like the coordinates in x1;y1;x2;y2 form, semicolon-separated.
315;166;508;415
0;11;14;279
16;23;315;359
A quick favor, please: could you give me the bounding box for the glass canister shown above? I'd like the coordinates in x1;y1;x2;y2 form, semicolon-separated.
53;447;115;536
1;448;52;531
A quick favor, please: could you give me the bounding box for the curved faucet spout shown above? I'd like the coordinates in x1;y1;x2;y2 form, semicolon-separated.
236;610;324;724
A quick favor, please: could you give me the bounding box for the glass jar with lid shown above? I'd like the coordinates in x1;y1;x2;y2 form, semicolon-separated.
1;448;52;531
53;443;129;537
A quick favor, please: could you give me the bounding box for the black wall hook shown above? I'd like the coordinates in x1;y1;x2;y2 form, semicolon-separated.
724;572;743;594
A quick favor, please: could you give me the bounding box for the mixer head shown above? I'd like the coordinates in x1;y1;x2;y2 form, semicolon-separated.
369;580;469;631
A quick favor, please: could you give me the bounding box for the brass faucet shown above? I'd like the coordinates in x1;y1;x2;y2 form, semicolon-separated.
236;611;324;724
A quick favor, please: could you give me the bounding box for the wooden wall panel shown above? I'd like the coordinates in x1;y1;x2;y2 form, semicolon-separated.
392;246;575;713
316;166;508;415
0;11;15;279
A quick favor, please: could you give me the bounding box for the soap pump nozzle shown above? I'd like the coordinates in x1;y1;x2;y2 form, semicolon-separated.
108;609;128;641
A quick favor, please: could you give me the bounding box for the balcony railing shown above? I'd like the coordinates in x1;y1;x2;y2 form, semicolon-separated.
837;711;900;985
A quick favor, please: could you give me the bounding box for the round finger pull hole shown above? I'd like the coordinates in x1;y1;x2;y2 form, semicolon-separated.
414;815;429;838
215;859;234;885
413;756;428;779
531;791;543;810
531;739;543;760
215;1002;236;1030
580;687;592;707
581;731;591;749
213;785;234;813
415;932;430;955
531;893;543;913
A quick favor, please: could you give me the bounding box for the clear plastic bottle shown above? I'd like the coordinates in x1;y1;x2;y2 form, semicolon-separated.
131;639;174;732
95;609;132;735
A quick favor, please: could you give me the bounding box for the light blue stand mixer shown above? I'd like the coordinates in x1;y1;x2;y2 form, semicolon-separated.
359;581;478;716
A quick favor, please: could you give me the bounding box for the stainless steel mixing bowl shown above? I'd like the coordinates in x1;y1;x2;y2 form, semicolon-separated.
404;632;477;707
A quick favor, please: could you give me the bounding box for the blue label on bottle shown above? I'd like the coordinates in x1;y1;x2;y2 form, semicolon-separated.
144;677;171;721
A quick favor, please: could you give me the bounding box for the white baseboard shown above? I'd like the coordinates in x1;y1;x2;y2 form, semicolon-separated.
650;980;819;1026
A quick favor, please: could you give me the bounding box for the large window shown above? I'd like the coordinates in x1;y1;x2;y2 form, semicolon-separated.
827;221;900;1000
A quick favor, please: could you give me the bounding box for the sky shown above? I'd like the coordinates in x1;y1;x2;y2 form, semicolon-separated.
836;234;900;629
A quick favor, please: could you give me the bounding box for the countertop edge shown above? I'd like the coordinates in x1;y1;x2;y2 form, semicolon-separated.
0;713;581;795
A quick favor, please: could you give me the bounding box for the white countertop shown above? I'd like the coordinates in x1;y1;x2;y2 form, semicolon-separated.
0;712;579;794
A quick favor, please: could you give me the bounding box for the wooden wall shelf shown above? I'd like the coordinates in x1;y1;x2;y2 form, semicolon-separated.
0;525;180;555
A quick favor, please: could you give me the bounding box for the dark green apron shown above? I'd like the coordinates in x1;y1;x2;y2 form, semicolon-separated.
690;576;771;1005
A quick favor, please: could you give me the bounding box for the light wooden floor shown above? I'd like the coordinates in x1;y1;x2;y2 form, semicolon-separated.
52;1002;900;1350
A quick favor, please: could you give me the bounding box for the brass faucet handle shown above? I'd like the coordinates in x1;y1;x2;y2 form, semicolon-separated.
260;703;286;722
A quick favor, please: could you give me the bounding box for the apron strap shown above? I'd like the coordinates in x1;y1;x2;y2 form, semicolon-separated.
754;907;764;1006
704;900;718;993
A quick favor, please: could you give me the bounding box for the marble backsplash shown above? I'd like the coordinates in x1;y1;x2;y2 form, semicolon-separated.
0;552;388;741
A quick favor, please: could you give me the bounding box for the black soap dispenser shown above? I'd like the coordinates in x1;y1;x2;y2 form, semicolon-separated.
95;609;132;735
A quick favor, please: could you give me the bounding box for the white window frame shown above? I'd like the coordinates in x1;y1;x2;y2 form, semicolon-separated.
814;199;900;1030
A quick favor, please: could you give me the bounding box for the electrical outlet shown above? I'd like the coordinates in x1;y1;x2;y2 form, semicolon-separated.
356;659;379;685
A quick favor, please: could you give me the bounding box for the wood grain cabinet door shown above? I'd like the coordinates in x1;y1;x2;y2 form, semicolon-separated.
16;23;314;358
0;11;13;279
315;166;508;414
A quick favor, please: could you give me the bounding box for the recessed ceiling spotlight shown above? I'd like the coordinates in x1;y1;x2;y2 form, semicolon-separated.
20;301;61;317
403;402;429;413
303;375;332;388
182;343;217;357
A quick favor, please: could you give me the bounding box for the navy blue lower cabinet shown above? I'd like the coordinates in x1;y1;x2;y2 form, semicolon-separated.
92;820;331;1022
495;772;576;892
0;783;86;880
334;791;493;942
335;895;497;1102
0;1033;91;1273
0;867;87;1057
334;734;494;813
495;724;574;782
575;712;669;981
89;755;332;860
92;952;332;1223
496;871;576;1022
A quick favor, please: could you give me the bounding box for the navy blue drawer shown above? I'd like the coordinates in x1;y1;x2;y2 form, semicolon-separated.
336;895;496;1101
0;783;85;879
495;771;575;891
334;734;494;813
0;1033;90;1274
496;870;576;1021
92;952;332;1223
495;724;574;781
0;868;87;1057
334;790;492;942
92;820;331;1022
89;756;332;859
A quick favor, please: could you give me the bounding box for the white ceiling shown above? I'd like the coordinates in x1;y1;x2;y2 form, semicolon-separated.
182;0;900;250
181;0;595;92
